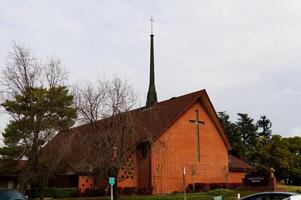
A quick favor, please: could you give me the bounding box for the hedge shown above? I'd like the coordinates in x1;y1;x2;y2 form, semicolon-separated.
28;187;79;198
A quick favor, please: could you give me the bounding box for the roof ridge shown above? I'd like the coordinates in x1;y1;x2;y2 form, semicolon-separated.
157;89;205;104
58;89;205;133
153;89;206;140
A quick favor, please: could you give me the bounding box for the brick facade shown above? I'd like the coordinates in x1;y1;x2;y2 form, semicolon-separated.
47;90;252;194
228;172;246;183
116;98;252;194
151;102;228;193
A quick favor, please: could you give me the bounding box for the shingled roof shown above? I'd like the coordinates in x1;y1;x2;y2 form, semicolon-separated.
45;89;232;173
146;89;232;149
0;160;27;176
228;155;255;172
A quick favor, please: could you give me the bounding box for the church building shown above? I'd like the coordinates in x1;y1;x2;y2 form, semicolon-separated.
45;30;254;194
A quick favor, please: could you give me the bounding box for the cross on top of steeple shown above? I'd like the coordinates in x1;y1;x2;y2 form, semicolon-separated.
150;16;154;34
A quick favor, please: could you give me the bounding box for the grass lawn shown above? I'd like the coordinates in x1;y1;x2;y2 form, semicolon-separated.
49;185;301;200
277;183;301;193
54;189;253;200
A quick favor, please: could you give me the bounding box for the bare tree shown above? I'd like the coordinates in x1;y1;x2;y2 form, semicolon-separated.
74;77;137;122
74;77;154;199
0;42;77;199
151;139;168;194
190;164;197;192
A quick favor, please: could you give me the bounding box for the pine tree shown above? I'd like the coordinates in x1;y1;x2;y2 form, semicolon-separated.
0;43;77;195
257;115;272;138
235;113;258;163
218;111;240;157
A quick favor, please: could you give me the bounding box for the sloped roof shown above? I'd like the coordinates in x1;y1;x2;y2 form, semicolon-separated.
228;155;255;172
148;89;232;149
0;160;27;176
44;89;232;173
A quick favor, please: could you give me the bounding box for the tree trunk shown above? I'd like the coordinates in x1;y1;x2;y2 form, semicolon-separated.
39;186;44;200
192;178;195;192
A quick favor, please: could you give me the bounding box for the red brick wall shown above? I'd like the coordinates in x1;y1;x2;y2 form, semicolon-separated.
228;172;245;184
118;152;138;188
78;176;93;193
118;150;151;189
151;102;229;194
136;151;151;189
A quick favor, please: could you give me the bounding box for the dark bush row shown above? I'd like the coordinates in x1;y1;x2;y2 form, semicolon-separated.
187;183;243;192
27;187;79;198
81;187;153;197
119;187;153;195
80;188;106;197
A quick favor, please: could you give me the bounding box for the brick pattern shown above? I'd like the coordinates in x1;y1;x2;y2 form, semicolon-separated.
228;172;245;183
118;153;138;188
118;101;247;193
151;102;228;193
78;176;94;193
137;150;151;188
118;150;151;189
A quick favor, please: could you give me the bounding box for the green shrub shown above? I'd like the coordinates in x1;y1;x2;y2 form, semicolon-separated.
29;188;53;198
52;187;78;198
28;187;78;198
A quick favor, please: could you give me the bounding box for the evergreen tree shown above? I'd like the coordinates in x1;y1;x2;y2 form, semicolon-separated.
235;113;258;163
218;111;240;157
0;43;77;195
257;115;272;138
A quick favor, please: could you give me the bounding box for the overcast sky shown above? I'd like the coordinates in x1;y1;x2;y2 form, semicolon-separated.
0;0;301;140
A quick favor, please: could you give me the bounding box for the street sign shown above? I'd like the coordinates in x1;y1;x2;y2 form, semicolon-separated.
109;177;115;200
245;173;268;187
109;177;115;186
214;196;223;200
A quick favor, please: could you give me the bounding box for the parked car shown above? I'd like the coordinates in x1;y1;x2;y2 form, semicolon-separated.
0;188;28;200
284;195;301;200
241;192;299;200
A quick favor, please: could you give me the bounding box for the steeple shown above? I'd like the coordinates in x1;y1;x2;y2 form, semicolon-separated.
146;17;158;107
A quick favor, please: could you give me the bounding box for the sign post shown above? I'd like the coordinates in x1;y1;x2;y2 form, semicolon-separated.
109;177;115;200
183;167;186;200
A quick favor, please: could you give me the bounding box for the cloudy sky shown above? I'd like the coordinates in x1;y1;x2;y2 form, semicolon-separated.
0;0;301;139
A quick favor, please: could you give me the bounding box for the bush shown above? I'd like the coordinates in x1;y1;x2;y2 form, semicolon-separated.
121;187;136;195
209;183;226;190
136;187;153;195
115;187;152;195
53;188;78;198
82;188;98;197
81;188;108;197
227;183;243;189
28;188;53;198
187;182;243;192
28;187;78;198
187;183;208;192
171;190;181;194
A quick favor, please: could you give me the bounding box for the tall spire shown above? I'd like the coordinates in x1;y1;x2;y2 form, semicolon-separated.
146;16;158;107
